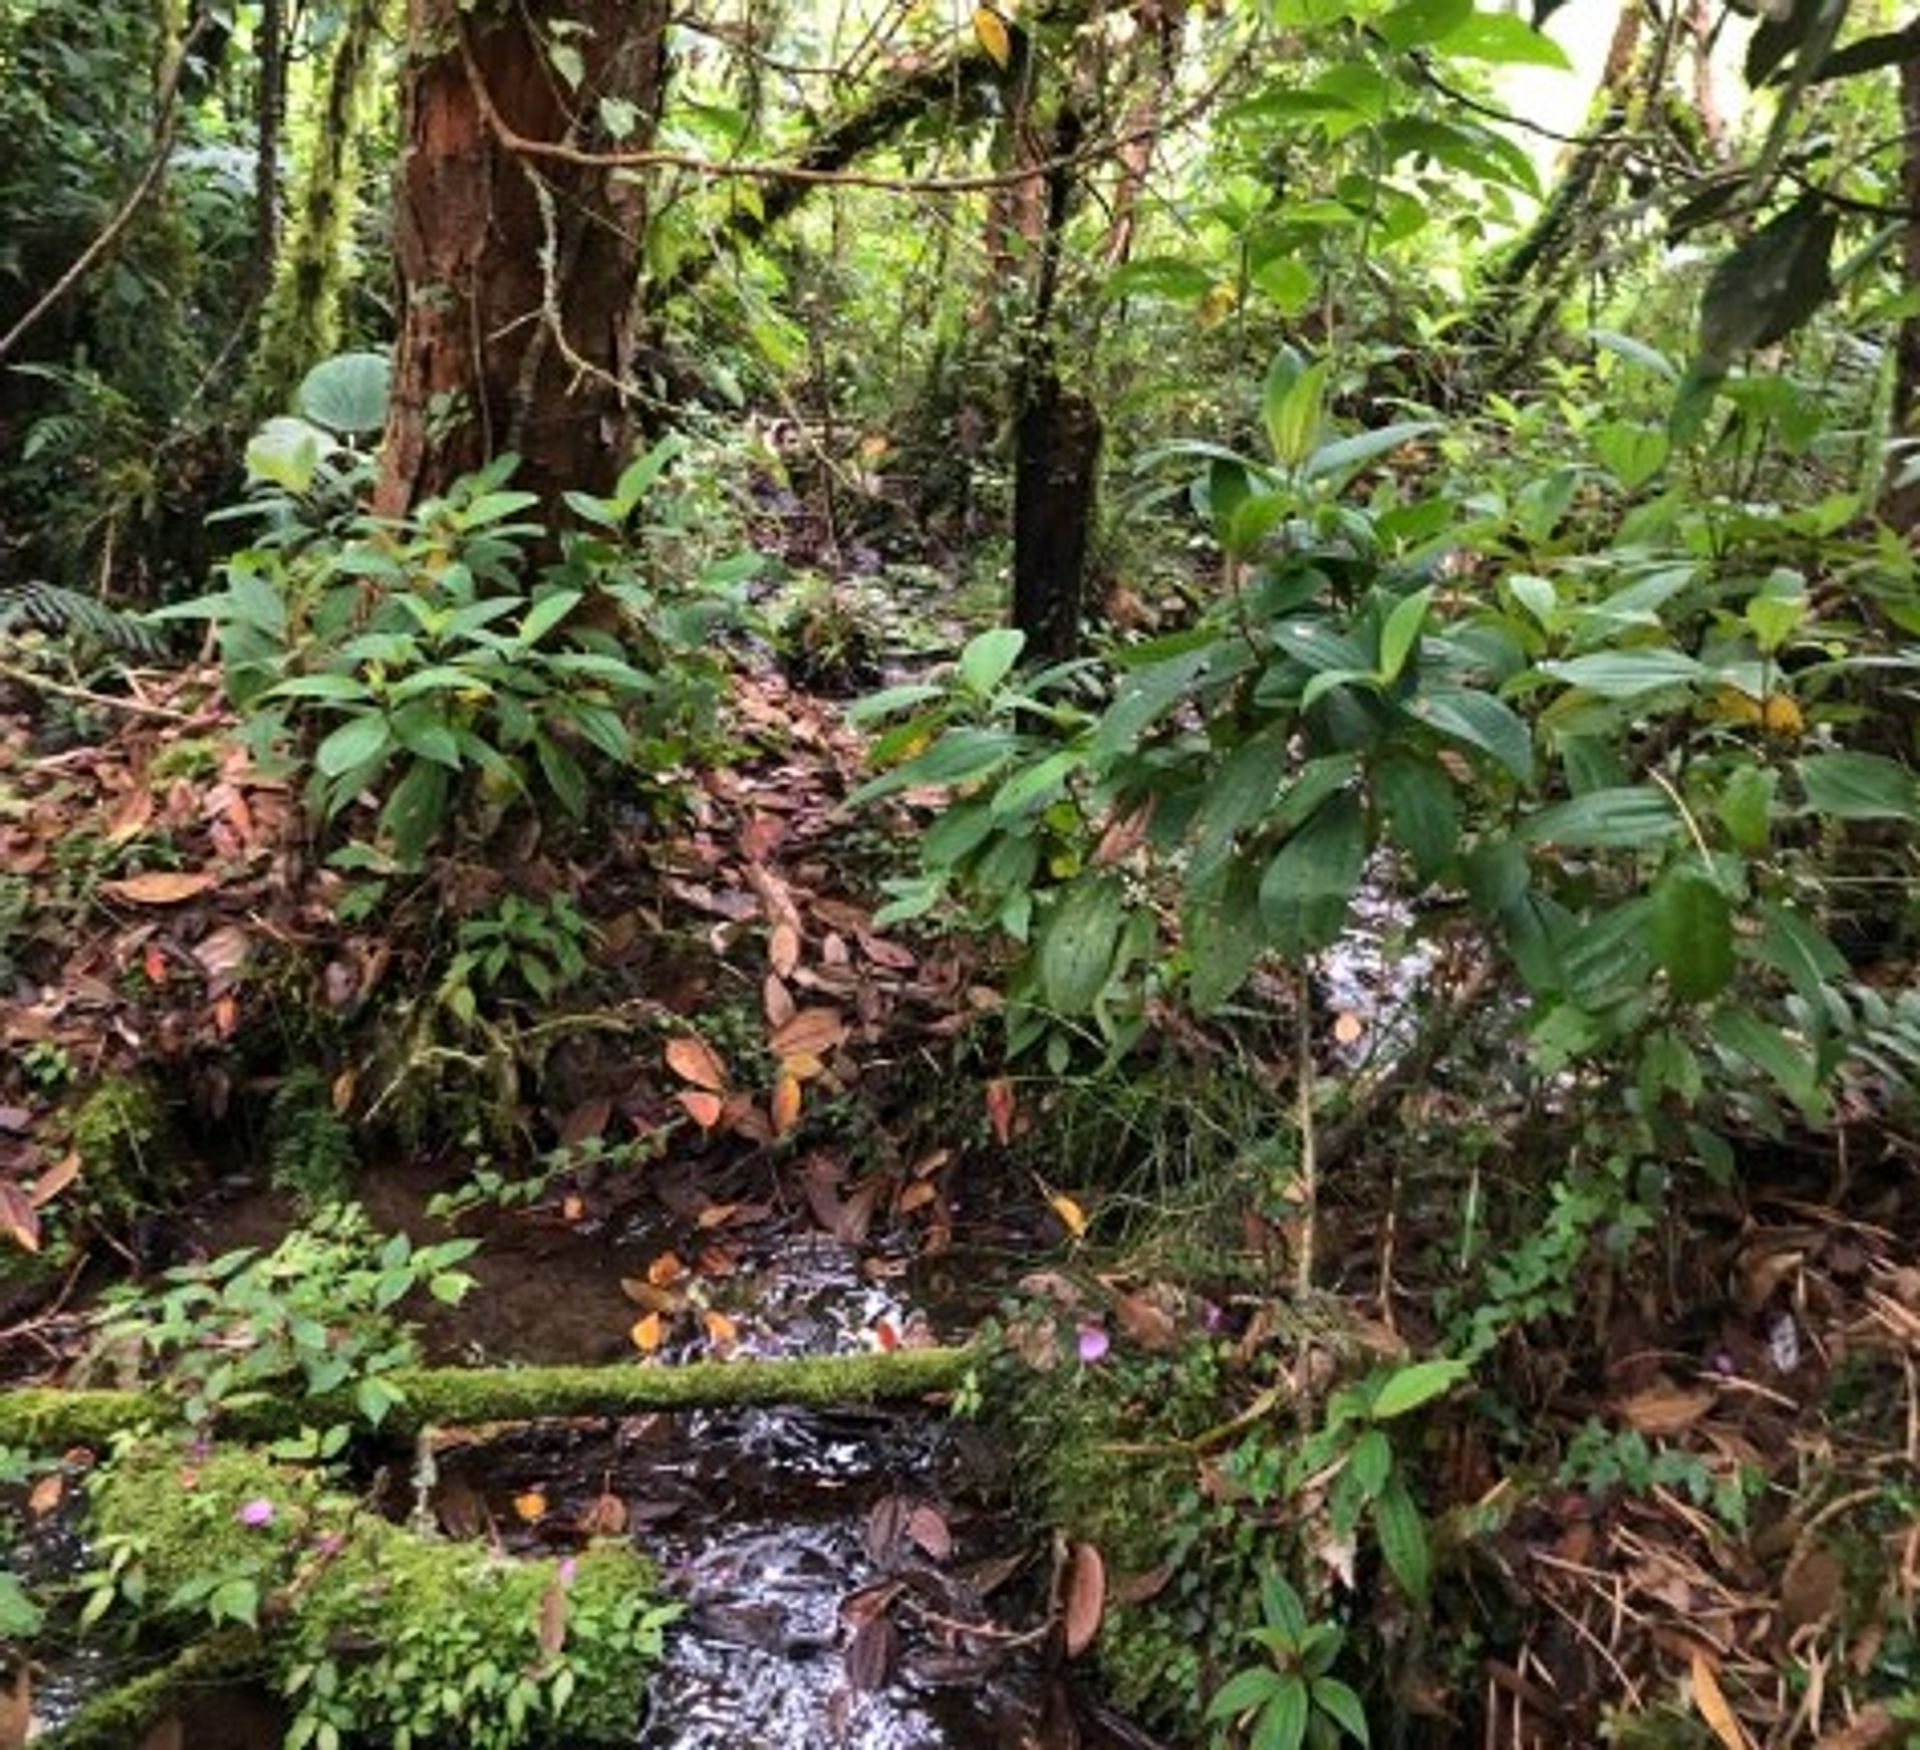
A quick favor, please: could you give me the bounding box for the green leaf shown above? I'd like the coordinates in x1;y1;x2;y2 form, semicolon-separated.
1348;1428;1393;1498
1093;645;1213;759
517;589;583;647
0;1571;44;1638
1710;1006;1828;1120
1303;421;1439;485
1039;877;1128;1016
1370;1357;1469;1419
1589;328;1680;383
1187;854;1267;1014
1377;586;1432;683
534;734;588;818
1377;0;1471;48
991;750;1081;820
1207;1667;1288;1722
1253;1679;1310;1750
1373;755;1459;880
1592;420;1670;490
1796;751;1920;821
1104;257;1217;303
1189;726;1290;880
1264;351;1328;470
1312;1677;1371;1745
295;351;391;435
1752;900;1845;1005
1650;865;1734;1003
268;672;373;703
850;728;1018;804
315;713;392;779
961;627;1027;697
1405;688;1533;782
1520;786;1682;848
1259;790;1366;960
1537;650;1704;698
1698;198;1839;372
1716;765;1776;851
1373;1476;1430;1600
246;416;325;493
1442;11;1570;67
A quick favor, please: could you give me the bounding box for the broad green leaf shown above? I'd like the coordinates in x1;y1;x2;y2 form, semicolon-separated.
1039;877;1128;1016
1348;1428;1392;1498
534;733;588;818
1442;11;1570;67
1264;352;1328;470
1519;787;1681;848
991;750;1081;819
1377;0;1470;48
295;351;391;435
1303;420;1439;486
1407;689;1533;782
380;760;451;866
1377;586;1432;683
1259;790;1366;960
517;589;584;647
1752;900;1845;1005
1716;765;1776;850
1537;650;1704;698
461;490;541;527
268;672;372;703
1373;756;1458;879
1370;1357;1469;1419
845;682;944;724
1796;751;1920;821
1561;898;1655;1006
1373;1477;1430;1599
0;1571;44;1639
1649;865;1734;1002
1589;328;1680;383
1710;1006;1827;1120
961;627;1027;697
1207;1667;1288;1723
1254;1679;1310;1750
1592;420;1670;490
1104;257;1216;303
1187;854;1267;1014
315;713;392;779
246;416;325;493
1698;198;1839;372
1189;726;1289;881
1312;1677;1371;1745
1093;647;1212;760
850;728;1018;804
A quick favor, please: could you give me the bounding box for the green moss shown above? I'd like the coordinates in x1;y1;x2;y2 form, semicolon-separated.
65;1074;181;1228
88;1441;670;1748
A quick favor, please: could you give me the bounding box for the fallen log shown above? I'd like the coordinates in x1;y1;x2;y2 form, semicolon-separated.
0;1345;977;1448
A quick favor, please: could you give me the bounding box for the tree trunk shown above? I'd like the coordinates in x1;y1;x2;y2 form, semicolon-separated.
1012;363;1103;664
374;0;669;519
1885;46;1920;535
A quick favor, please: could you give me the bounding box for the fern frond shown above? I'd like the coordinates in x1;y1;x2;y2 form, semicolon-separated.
0;581;167;659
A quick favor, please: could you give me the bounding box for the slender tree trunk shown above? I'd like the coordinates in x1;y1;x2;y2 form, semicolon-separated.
252;0;284;299
1885;46;1920;534
375;0;669;519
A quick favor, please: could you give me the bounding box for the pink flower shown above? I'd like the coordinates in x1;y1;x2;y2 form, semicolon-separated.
558;1558;578;1586
1076;1324;1110;1364
236;1498;276;1528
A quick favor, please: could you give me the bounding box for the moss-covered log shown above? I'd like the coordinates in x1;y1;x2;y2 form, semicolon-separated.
40;1630;261;1750
0;1346;977;1448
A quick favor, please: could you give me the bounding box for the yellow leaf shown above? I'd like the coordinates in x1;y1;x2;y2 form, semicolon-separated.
512;1491;549;1523
1690;1651;1753;1750
665;1036;729;1092
771;1073;802;1137
702;1309;739;1349
1047;1190;1089;1239
1761;692;1803;737
629;1312;666;1353
973;4;1012;67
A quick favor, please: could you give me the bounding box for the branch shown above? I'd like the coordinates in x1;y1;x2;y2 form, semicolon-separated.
0;14;212;366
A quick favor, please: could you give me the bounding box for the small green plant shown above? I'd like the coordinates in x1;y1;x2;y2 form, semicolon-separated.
1559;1420;1758;1532
1206;1572;1370;1750
445;892;597;1013
265;1069;359;1213
94;1203;476;1430
20;1039;72;1091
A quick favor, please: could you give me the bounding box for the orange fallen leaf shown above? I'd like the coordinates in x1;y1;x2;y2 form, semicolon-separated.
665;1036;729;1093
27;1473;63;1516
702;1309;740;1349
770;1006;846;1060
1047;1190;1090;1240
771;1072;802;1137
30;1152;80;1208
629;1313;666;1353
677;1089;724;1130
1063;1542;1107;1658
1691;1650;1753;1750
1620;1383;1716;1437
763;974;795;1027
512;1491;549;1522
0;1183;40;1253
769;922;802;978
646;1252;687;1287
579;1492;629;1537
212;993;239;1036
898;1180;937;1215
1332;1012;1365;1046
99;870;217;905
695;1203;740;1230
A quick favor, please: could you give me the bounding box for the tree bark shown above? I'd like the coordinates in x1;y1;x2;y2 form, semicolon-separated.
374;0;670;519
1012;363;1103;664
1884;46;1920;534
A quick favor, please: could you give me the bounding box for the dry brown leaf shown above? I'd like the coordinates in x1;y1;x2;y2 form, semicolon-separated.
30;1151;80;1208
985;1078;1016;1146
620;1279;681;1314
580;1491;629;1537
769;922;802;978
1063;1542;1106;1658
771;1072;802;1137
0;1182;40;1253
897;1180;937;1215
763;973;796;1027
676;1090;724;1131
770;1006;846;1060
844;1612;898;1693
191;923;251;986
1691;1651;1753;1750
136;1718;182;1750
1620;1383;1716;1437
647;1252;688;1287
629;1312;667;1353
907;1505;952;1562
665;1036;729;1093
99;870;217;905
26;1472;63;1517
702;1309;740;1350
104;787;155;847
1110;1290;1179;1352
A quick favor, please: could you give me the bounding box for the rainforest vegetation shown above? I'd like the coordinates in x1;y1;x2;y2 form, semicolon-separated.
0;0;1918;1743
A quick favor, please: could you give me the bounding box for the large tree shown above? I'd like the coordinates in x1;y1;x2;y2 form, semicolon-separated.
375;0;671;518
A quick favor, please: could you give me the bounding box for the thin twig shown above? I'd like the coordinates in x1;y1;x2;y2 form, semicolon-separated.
0;659;199;723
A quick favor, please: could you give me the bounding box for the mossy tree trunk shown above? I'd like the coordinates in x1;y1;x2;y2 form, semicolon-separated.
373;0;670;518
1885;44;1920;535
